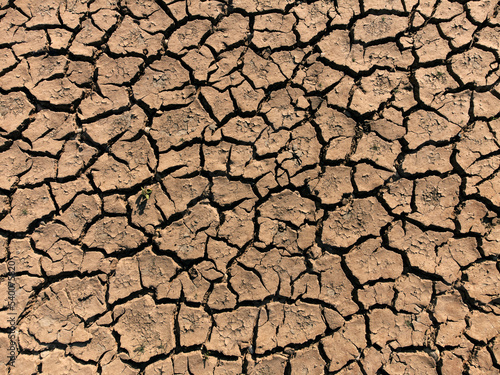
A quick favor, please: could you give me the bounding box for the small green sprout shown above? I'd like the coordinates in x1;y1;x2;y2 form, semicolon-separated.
141;187;153;200
134;344;145;353
21;209;28;216
202;349;210;361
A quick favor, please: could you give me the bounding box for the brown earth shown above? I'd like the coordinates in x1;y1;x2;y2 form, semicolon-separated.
1;0;500;374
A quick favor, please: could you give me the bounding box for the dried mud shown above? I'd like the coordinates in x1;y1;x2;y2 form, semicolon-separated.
1;0;500;374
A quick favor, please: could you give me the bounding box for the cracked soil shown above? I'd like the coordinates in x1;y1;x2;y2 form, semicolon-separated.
1;0;500;374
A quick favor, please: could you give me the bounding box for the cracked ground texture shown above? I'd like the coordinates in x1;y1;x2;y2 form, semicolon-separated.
0;0;500;374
